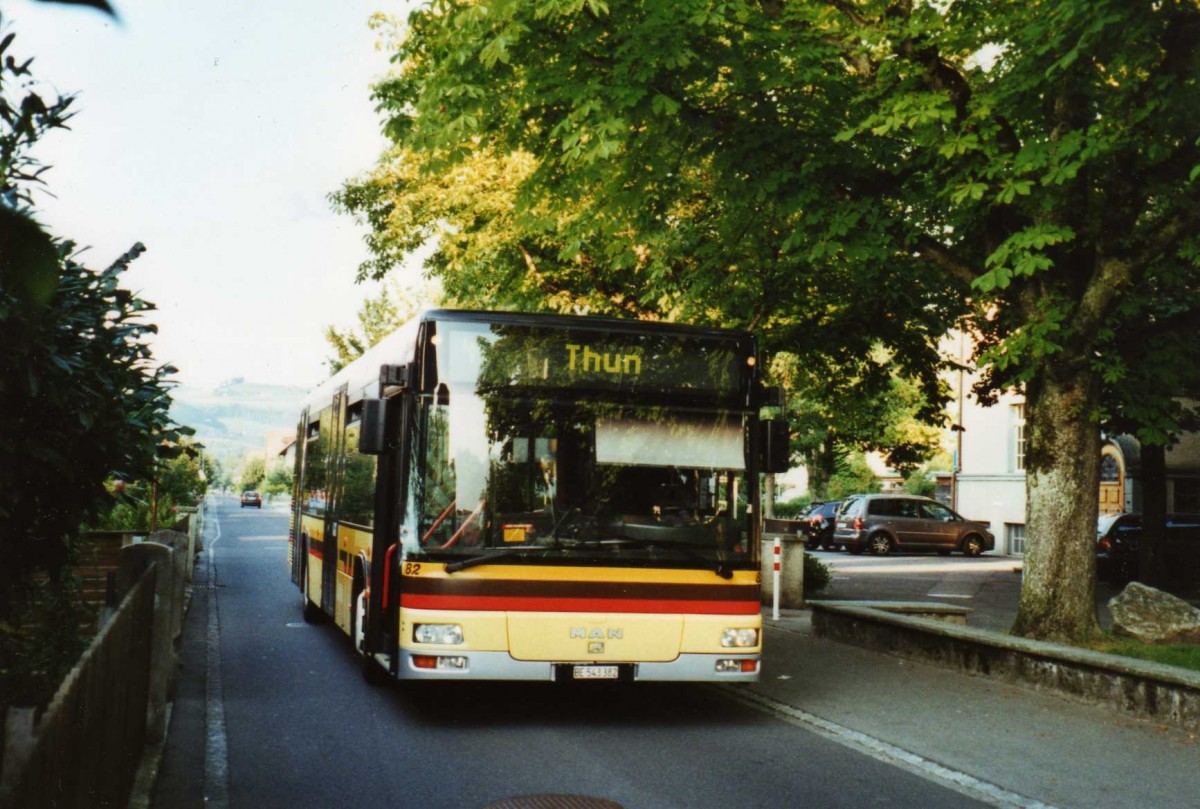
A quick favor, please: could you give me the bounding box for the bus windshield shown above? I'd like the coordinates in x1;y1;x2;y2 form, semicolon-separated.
412;320;754;569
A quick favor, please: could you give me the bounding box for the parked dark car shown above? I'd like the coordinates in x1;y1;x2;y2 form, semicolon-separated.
835;494;866;521
801;501;842;550
240;490;262;508
833;494;994;556
1096;512;1200;584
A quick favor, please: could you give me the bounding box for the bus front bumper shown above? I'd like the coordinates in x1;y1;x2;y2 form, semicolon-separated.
388;650;761;682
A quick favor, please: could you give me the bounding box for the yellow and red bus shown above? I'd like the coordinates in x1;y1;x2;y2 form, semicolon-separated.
289;310;787;683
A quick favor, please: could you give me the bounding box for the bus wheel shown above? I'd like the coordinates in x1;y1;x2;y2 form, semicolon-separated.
362;654;389;686
302;591;323;623
301;557;323;623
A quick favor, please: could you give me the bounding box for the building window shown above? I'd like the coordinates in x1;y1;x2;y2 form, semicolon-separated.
1100;454;1120;483
1174;479;1200;513
1012;404;1026;472
1006;523;1026;556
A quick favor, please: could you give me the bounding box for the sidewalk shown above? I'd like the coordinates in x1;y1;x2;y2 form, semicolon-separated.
748;603;1197;809
802;553;1144;632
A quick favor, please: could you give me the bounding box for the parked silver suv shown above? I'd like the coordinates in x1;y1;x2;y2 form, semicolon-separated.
832;494;994;556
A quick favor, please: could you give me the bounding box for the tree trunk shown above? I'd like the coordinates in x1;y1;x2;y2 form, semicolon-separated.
1011;363;1103;642
806;436;837;500
1137;444;1168;587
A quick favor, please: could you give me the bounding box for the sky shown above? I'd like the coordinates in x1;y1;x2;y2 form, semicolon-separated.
6;0;422;390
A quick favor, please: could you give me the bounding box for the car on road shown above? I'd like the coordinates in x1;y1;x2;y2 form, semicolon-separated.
832;493;994;556
240;490;262;508
1096;512;1200;584
801;500;843;550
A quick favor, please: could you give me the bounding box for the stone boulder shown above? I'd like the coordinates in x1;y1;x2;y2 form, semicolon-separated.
1108;581;1200;645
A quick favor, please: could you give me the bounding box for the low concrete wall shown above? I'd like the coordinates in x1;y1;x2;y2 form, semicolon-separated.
811;601;1200;733
761;533;806;608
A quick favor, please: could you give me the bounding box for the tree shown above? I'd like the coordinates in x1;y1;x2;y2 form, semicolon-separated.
262;459;293;497
322;279;440;373
201;454;228;493
1;21;183;706
0;35;179;599
238;456;266;492
903;450;954;499
770;350;944;499
827;452;882;500
351;2;1200;642
96;440;209;532
337;14;958;502
1096;265;1200;586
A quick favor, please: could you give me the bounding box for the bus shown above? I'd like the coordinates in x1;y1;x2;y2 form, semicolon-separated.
288;309;788;683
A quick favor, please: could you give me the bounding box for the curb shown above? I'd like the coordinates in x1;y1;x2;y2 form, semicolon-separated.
810;601;1200;733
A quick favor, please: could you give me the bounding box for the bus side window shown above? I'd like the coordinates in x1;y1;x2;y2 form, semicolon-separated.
302;418;326;516
341;402;376;528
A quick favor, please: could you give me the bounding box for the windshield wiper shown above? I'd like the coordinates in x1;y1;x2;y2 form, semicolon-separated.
594;536;734;580
443;547;550;574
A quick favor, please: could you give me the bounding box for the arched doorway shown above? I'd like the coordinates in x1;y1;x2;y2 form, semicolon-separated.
1099;446;1125;515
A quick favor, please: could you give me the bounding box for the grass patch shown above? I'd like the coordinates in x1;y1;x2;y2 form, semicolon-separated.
1088;635;1200;674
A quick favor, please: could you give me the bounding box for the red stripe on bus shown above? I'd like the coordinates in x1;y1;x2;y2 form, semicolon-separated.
403;577;757;602
308;549;324;560
400;594;761;615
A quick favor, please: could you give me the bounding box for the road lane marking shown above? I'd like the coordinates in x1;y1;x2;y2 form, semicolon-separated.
204;505;230;809
718;686;1056;809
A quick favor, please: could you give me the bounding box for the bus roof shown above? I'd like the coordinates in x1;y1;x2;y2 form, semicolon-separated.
425;308;754;342
302;312;422;415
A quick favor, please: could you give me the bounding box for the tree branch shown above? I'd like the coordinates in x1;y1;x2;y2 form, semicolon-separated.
912;235;978;288
1079;206;1200;336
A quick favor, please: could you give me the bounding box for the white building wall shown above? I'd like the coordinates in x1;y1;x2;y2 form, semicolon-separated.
944;330;1028;555
939;337;1200;554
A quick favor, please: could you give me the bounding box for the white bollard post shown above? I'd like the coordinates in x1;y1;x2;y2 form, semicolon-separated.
772;537;781;620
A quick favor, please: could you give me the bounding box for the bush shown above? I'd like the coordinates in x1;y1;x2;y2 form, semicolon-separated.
0;577;89;708
827;452;881;500
92;442;207;531
804;553;832;594
262;459;293;497
903;472;938;498
773;496;812;518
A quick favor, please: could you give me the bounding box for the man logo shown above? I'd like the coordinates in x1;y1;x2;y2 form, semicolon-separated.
589;642;604;654
570;627;624;640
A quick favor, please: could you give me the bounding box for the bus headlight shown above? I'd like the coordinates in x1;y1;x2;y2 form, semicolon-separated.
413;623;464;645
721;628;759;648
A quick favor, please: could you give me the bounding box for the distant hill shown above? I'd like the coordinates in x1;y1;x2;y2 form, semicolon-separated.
170;378;307;464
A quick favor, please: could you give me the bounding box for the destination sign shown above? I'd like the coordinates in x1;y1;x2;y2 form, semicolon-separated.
433;320;753;405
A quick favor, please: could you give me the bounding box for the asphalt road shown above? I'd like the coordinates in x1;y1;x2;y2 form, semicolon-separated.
155;496;991;809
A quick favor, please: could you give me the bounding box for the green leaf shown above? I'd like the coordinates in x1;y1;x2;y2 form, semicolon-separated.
0;207;61;305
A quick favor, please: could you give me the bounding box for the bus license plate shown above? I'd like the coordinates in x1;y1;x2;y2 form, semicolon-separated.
573;665;619;680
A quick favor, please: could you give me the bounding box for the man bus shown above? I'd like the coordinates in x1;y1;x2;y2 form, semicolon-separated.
289;309;787;683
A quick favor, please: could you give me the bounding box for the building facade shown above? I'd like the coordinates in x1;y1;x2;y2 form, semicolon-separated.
948;332;1200;555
